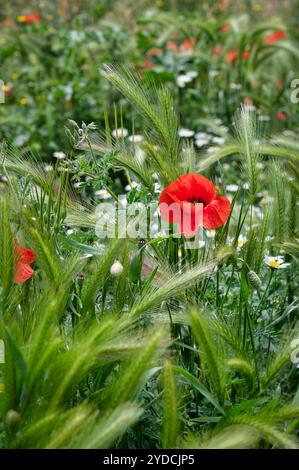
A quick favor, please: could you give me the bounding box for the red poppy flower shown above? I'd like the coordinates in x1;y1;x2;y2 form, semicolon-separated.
213;45;223;56
180;38;196;51
265;30;285;45
276;112;286;121
13;239;35;284
159;174;231;236
148;48;161;57
226;49;238;64
167;41;179;52
143;57;153;70
17;12;41;24
242;50;250;59
221;23;231;33
3;18;17;29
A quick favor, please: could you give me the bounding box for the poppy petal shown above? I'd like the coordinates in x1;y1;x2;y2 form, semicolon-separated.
179;202;204;236
203;196;231;229
159;174;215;208
14;263;34;284
14;244;36;264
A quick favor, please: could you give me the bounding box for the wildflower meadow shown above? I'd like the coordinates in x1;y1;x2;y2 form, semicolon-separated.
0;0;298;461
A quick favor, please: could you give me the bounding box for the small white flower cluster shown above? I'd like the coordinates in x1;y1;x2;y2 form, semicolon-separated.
111;129;144;144
53;151;66;160
178;128;195;138
176;71;198;88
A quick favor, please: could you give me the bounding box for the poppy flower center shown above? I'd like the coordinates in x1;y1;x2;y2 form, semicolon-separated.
188;197;205;206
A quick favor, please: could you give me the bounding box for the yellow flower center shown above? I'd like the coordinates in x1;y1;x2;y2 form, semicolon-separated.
268;260;281;269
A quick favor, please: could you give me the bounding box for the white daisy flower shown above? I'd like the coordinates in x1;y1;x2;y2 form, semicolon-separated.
230;83;242;90
256;162;265;169
176;74;193;88
244;104;256;112
195;132;210;140
128;134;143;143
125;181;141;192
44;164;54;172
218;126;229;134
226;184;239;193
74;182;84;189
186;70;198;79
69;30;85;43
95;189;111;199
264;255;290;269
195;139;204;147
258;115;270;122
211;136;225;145
209;70;219;78
207;146;219;154
178;128;195;138
214;118;222;125
53;151;66;160
112;128;128;138
237;234;247;251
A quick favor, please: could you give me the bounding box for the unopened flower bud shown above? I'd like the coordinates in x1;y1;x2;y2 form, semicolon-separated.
110;260;123;277
6;409;21;430
247;270;262;290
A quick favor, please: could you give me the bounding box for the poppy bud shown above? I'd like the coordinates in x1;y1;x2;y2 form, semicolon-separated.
110;260;123;277
6;409;21;430
247;270;262;290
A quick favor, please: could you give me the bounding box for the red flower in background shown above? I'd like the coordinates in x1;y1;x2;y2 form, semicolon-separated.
226;49;238;63
226;49;250;63
143;57;154;70
265;30;285;45
2;18;17;29
277;112;286;121
167;38;196;53
17;12;41;24
167;41;179;52
221;23;231;33
180;37;196;51
159;174;231;236
14;239;35;284
213;45;223;56
148;48;161;57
